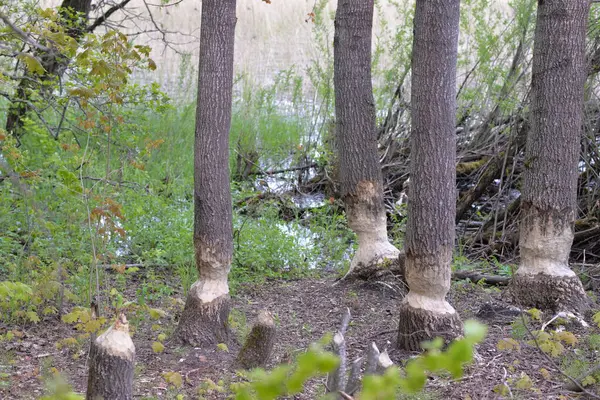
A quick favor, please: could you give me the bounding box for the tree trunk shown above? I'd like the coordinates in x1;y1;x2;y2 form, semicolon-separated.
510;0;590;313
397;0;462;351
175;0;237;346
236;310;276;369
86;314;135;400
334;0;400;280
5;0;93;136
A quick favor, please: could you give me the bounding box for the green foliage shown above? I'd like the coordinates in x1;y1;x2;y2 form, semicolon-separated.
232;340;339;400
61;306;106;334
593;311;600;328
527;330;578;358
162;371;183;388
217;343;229;353
233;320;487;399
151;341;165;354
231;71;308;179
0;271;69;323
397;320;487;394
39;373;83;400
510;317;529;340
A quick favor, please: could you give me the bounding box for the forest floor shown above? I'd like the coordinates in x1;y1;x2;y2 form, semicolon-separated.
1;269;599;400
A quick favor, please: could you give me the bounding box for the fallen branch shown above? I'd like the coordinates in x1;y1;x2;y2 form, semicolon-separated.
452;270;511;286
247;163;319;177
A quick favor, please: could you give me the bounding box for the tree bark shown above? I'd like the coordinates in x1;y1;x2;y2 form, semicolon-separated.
236;310;276;369
86;314;135;400
510;0;590;313
176;0;237;346
397;0;462;351
334;0;400;280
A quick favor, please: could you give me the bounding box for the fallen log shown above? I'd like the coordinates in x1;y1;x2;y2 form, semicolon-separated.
452;270;510;286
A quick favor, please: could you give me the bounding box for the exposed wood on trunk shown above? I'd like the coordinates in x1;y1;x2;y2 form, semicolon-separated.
86;313;134;400
177;0;237;346
397;0;462;351
334;0;399;279
510;0;590;312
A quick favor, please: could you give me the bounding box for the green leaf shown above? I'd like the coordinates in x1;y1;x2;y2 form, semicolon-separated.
18;54;46;75
151;341;164;353
527;308;542;321
421;337;444;350
217;343;229;352
148;307;166;320
553;331;577;346
582;375;597;387
592;311;600;328
464;319;487;343
496;338;520;351
67;87;95;99
57;168;77;185
402;361;427;393
515;372;533;390
26;311;40;323
162;371;182;388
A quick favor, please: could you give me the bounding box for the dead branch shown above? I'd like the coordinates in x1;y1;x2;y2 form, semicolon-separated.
87;0;133;32
452;271;510;286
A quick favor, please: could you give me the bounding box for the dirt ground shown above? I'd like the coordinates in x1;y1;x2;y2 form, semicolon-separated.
1;271;598;399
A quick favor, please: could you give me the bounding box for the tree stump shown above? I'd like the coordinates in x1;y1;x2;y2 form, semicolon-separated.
236;309;276;369
86;313;135;400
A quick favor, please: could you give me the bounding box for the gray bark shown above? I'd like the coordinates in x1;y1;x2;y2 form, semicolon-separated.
397;0;462;351
176;0;236;346
236;310;276;369
511;0;590;313
334;0;400;279
86;314;135;400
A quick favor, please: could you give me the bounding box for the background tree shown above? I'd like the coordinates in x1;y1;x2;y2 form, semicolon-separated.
509;0;591;313
333;0;400;280
1;0;186;139
397;0;462;351
175;0;237;346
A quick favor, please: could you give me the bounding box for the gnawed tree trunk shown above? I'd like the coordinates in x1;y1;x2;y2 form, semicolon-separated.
236;310;276;369
175;0;237;346
86;313;134;400
334;0;400;280
397;0;462;351
510;0;590;313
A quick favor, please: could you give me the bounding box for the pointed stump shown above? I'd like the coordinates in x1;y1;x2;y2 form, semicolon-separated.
86;313;135;400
